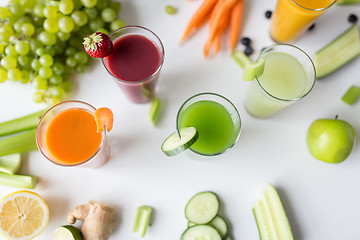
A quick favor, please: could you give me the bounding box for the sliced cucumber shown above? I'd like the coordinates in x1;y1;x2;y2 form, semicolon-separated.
133;205;152;237
232;50;252;69
148;97;161;126
342;85;360;105
0;153;22;174
253;183;294;240
208;216;229;238
242;58;265;81
314;24;360;79
181;225;222;240
52;225;83;240
185;191;219;224
161;126;198;156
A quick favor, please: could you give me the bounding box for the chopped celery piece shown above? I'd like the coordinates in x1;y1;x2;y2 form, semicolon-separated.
148;97;161;126
336;0;360;5
133;205;153;237
232;50;252;69
0;109;47;137
0;172;37;189
0;153;22;174
242;58;265;81
342;85;360;105
0;129;37;157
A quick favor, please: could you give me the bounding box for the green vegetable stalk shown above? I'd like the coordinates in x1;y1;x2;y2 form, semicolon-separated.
0;172;37;189
0;128;38;157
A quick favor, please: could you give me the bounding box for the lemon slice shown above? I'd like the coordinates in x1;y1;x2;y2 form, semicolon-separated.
0;190;49;240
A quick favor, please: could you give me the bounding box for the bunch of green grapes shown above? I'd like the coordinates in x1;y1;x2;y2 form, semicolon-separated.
0;0;125;105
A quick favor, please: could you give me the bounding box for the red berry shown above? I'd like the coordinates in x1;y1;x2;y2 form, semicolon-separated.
83;32;113;58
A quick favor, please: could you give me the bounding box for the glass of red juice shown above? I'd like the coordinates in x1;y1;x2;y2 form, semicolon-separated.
102;25;165;103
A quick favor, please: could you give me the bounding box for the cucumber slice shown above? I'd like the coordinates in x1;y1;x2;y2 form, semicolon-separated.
185;191;219;224
148;97;161;126
52;225;83;240
314;25;360;79
133;205;152;237
253;184;294;240
242;58;265;81
0;153;22;174
232;50;252;69
181;225;222;240
161;126;198;156
208;216;229;238
342;85;360;105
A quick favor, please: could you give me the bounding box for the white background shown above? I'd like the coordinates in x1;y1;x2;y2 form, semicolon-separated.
1;0;360;239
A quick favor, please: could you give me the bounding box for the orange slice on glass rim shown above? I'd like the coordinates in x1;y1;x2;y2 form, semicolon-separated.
95;107;114;133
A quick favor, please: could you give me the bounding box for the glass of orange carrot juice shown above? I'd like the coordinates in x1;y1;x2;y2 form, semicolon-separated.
36;101;110;168
270;0;336;43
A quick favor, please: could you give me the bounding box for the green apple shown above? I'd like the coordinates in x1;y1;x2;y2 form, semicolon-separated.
306;118;356;163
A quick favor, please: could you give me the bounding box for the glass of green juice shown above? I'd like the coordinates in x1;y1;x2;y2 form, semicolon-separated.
244;44;316;118
177;93;241;156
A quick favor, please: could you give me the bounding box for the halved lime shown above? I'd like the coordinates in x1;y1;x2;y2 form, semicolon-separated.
52;225;83;240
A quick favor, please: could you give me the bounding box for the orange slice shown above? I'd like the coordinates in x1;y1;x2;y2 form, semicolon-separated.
95;107;114;133
0;190;49;240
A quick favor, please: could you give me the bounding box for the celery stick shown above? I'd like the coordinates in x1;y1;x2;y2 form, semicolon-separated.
342;85;360;105
133;205;153;237
148;97;161;126
0;172;37;189
0;153;22;174
336;0;360;5
0;129;37;157
0;109;47;137
232;50;252;69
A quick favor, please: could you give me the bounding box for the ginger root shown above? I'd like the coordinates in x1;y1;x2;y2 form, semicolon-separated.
67;200;116;240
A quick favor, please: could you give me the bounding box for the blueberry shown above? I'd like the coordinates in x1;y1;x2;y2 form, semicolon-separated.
244;46;253;56
265;10;272;19
348;14;358;24
241;37;251;46
307;23;316;31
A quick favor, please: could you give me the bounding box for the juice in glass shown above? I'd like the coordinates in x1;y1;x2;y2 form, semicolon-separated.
102;26;164;103
270;0;336;43
177;93;241;156
245;44;316;118
36;101;110;167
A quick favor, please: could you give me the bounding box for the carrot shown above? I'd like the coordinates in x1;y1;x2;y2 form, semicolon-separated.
95;107;114;133
229;0;244;52
213;14;230;55
180;0;219;44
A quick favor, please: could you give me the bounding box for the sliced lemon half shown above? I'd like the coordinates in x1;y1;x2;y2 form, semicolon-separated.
0;190;49;240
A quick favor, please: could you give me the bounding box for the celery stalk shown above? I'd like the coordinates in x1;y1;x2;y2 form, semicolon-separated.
0;172;37;189
336;0;360;5
0;129;38;157
148;97;161;126
0;109;47;137
133;205;153;237
0;153;22;174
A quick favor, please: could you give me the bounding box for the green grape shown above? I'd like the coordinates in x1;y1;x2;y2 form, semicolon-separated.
65;47;77;56
21;22;35;36
89;17;104;31
72;0;82;10
38;31;57;46
5;45;18;57
165;5;177;15
49;74;63;85
43;5;58;19
13;21;24;33
58;16;75;33
110;19;125;32
54;44;65;54
39;54;54;66
48;86;65;98
53;62;65;75
108;1;121;13
7;68;22;81
31;59;41;71
1;56;17;69
45;46;56;56
71;10;88;26
39;66;53;79
96;27;108;35
96;0;108;10
81;0;97;8
59;0;74;15
34;2;46;17
8;2;25;18
18;16;31;23
84;7;97;19
0;44;5;54
18;55;30;67
0;32;11;42
15;40;30;55
46;97;61;106
0;25;14;42
32;91;45;103
43;18;59;33
36;47;46;56
0;7;12;19
57;31;71;41
21;0;37;10
47;1;60;7
0;68;7;83
59;80;72;92
20;69;30;83
68;37;83;49
32;76;48;90
30;39;43;53
74;51;88;65
101;8;116;22
66;57;77;67
76;65;85;73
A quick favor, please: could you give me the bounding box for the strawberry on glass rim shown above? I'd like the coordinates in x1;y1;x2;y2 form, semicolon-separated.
83;32;113;58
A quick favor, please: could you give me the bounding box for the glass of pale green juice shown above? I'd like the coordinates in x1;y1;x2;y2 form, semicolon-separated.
177;93;241;156
245;44;316;118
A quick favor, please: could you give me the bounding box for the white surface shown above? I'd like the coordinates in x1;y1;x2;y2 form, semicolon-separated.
0;0;360;239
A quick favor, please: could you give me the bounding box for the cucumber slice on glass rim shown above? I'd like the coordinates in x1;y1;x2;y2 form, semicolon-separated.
161;126;199;156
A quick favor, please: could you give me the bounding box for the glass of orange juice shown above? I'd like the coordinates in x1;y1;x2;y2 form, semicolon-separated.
270;0;336;43
36;100;110;168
